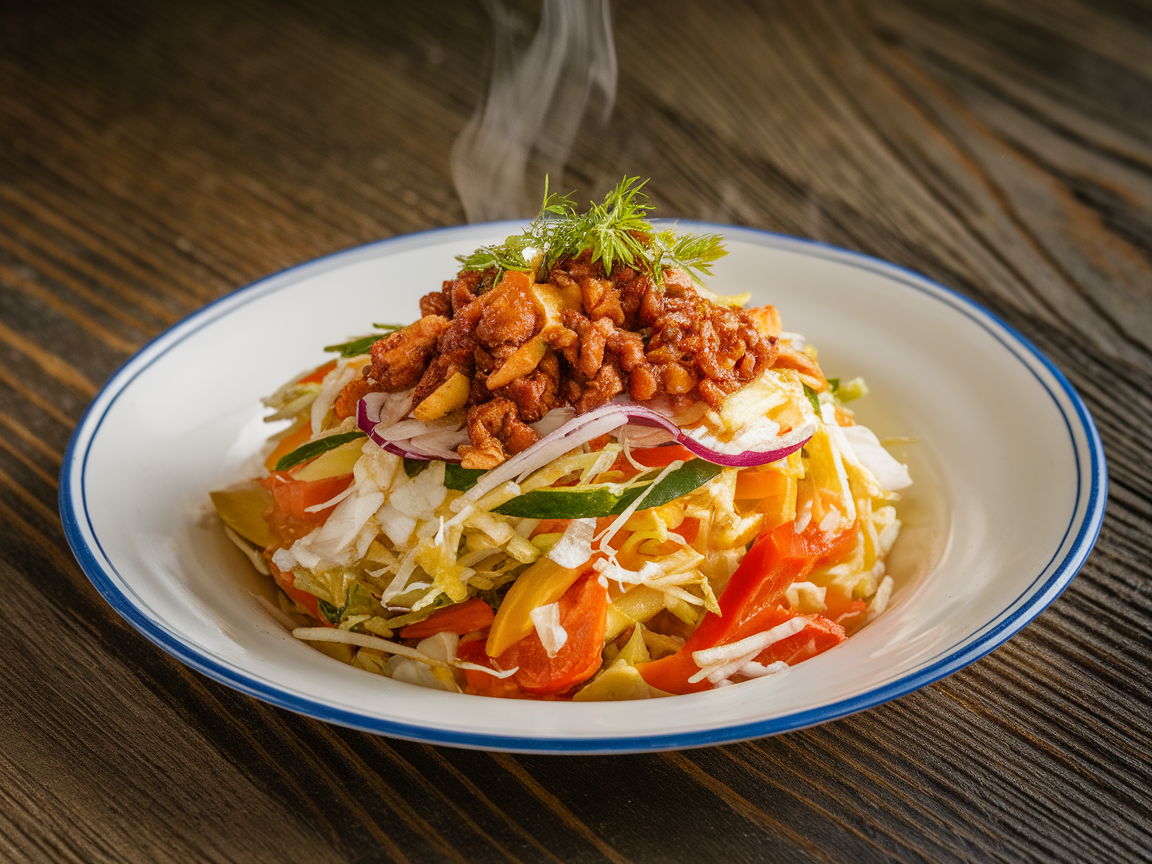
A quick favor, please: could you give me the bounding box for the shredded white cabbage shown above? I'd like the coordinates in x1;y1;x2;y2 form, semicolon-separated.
840;424;912;492
548;518;596;569
530;603;568;658
689;617;809;685
230;315;913;699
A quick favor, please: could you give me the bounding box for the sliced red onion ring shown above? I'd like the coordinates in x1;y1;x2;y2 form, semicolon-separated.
357;398;429;460
359;395;816;483
602;403;817;468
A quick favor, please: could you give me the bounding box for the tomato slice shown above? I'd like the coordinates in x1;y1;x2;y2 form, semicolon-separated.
456;640;533;699
266;557;326;623
264;471;353;524
399;599;495;640
465;572;608;697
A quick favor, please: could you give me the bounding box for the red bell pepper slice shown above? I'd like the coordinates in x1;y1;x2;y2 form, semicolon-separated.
637;521;857;694
754;614;846;666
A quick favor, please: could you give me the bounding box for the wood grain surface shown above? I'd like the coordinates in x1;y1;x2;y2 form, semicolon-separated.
2;0;1150;861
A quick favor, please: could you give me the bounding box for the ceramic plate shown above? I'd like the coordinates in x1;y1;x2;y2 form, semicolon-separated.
60;223;1106;753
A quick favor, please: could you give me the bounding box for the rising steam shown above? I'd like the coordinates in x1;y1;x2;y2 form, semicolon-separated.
451;0;617;223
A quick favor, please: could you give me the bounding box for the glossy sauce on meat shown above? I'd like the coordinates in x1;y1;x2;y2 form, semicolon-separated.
337;252;818;467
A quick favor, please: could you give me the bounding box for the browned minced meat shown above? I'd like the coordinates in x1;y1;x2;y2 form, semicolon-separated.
379;253;802;463
551;261;624;327
412;299;483;405
458;397;539;469
333;314;449;419
474;279;539;347
369;315;449;390
554;256;779;411
495;352;562;423
333;376;374;420
419;290;450;318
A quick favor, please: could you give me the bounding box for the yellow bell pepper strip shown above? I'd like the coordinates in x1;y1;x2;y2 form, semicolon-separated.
462;572;609;697
485;557;589;657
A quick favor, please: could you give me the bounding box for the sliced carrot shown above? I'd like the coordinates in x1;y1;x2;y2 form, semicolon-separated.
297;359;337;386
488;572;608;696
676;516;701;544
267;557;326;624
264;422;312;472
399;599;495;640
824;594;868;635
735;467;790;500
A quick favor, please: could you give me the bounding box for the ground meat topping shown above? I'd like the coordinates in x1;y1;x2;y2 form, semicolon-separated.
358;256;810;465
494;351;562;423
458;397;540;469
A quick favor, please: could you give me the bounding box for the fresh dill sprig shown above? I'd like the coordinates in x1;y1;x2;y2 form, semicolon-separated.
455;176;727;286
454;235;538;279
454;179;579;284
650;229;728;282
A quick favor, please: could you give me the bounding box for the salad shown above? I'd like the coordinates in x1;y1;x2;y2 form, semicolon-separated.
211;179;912;700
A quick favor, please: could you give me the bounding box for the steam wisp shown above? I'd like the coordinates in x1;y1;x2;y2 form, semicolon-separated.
451;0;617;223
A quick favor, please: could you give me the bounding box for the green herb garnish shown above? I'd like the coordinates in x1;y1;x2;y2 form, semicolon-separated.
324;334;381;358
803;383;822;415
456;177;727;287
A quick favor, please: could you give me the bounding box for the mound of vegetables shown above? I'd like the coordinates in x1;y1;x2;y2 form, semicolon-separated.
211;181;911;700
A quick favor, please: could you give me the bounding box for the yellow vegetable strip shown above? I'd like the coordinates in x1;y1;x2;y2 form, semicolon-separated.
485;557;584;657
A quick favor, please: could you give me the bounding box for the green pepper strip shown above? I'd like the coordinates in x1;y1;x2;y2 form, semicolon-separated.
492;460;724;519
274;431;367;472
324;334;382;358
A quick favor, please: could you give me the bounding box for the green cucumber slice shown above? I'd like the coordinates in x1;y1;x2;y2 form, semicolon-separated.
274;431;366;472
491;460;723;519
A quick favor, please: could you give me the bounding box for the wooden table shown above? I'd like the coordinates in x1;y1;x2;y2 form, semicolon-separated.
2;0;1149;860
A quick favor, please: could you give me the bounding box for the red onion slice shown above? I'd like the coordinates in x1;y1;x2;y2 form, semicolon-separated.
356;398;432;460
602;403;817;468
357;397;815;475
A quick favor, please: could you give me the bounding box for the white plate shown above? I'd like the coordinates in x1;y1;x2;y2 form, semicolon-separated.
60;223;1106;753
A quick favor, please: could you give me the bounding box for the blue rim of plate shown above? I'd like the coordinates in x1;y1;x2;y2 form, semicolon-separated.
59;222;1107;754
